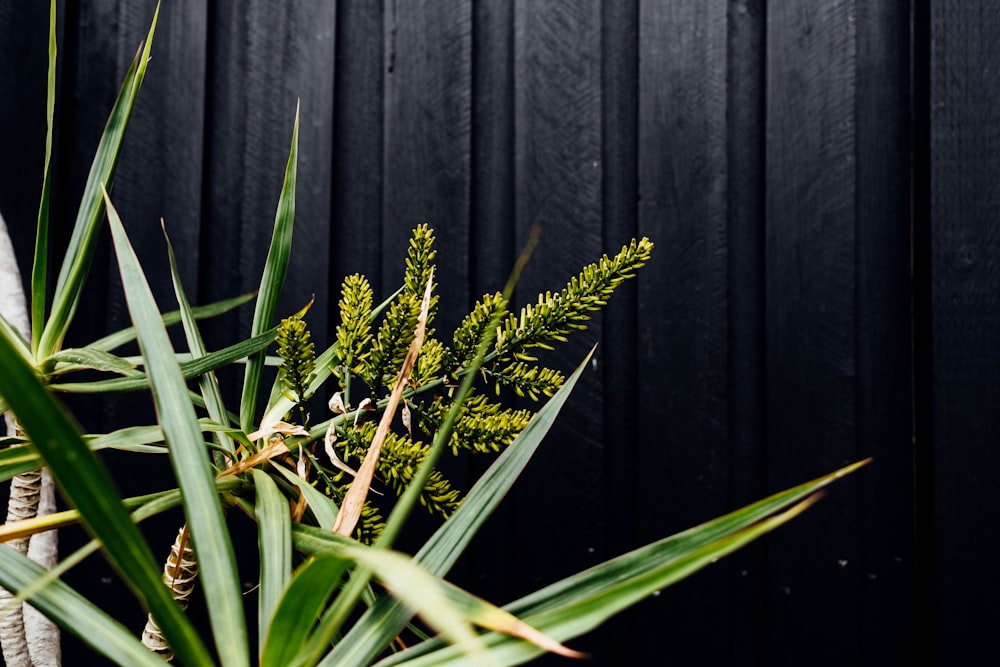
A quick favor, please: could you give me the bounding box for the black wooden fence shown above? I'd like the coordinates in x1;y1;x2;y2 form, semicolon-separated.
0;1;996;665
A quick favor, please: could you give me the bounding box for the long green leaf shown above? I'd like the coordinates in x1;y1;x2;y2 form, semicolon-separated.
273;463;339;529
376;462;869;666
49;328;277;394
0;312;32;362
105;192;249;666
0;547;165;667
240;104;299;432
253;469;292;658
3;476;244;632
319;349;593;667
260;556;349;667
290;528;493;665
37;4;161;359
165;222;235;455
30;0;57;351
0;313;211;665
88;290;256;352
0;421;207;484
43;347;138;375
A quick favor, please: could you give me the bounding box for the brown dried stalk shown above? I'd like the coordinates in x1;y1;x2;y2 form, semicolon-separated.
332;273;433;537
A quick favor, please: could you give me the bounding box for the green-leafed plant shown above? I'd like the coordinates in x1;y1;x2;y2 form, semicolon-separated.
0;3;869;666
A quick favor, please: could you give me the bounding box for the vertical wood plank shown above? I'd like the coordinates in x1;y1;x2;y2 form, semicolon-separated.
457;0;518;606
855;1;915;663
0;0;51;274
726;0;767;662
636;0;730;662
381;0;473;338
470;0;516;293
765;2;861;663
598;0;640;662
509;2;604;660
930;2;1000;663
331;0;384;295
201;1;335;375
99;1;210;430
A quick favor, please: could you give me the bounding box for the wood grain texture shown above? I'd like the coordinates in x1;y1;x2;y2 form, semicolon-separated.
725;0;767;662
0;0;50;277
636;0;730;662
597;0;641;662
455;0;518;608
509;3;605;661
765;2;861;664
331;0;384;296
0;2;954;663
381;0;472;338
855;1;915;663
200;1;335;372
930;1;1000;662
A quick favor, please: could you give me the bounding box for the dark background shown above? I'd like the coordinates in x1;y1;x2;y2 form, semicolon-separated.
0;1;996;665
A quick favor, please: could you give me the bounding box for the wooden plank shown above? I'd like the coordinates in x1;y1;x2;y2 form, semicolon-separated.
930;2;1000;663
0;0;51;272
725;0;767;662
597;0;640;662
200;1;335;370
380;0;473;338
636;0;730;663
469;0;516;294
506;5;605;661
455;0;518;608
331;0;384;295
98;1;211;432
855;1;915;663
765;2;861;663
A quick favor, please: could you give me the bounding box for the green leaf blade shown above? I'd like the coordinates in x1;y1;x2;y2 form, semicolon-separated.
319;349;594;667
0;316;211;665
105;193;249;666
37;4;161;359
375;462;868;667
240;104;299;432
165;222;235;454
253;469;292;658
30;0;58;351
0;547;166;667
88;290;256;353
260;556;348;667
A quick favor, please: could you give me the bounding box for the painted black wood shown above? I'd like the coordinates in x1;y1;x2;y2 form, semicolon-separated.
0;0;979;664
929;2;1000;663
636;1;732;664
765;2;863;664
725;0;768;662
506;6;607;664
855;2;915;663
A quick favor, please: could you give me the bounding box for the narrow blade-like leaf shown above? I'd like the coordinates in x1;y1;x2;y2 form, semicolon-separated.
105;192;249;666
165;222;235;454
253;469;292;657
0;318;211;665
321;349;593;667
0;547;165;667
240;103;299;432
49;329;277;394
88;290;256;352
43;348;138;375
37;4;161;358
260;556;349;667
376;463;869;666
30;0;58;351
